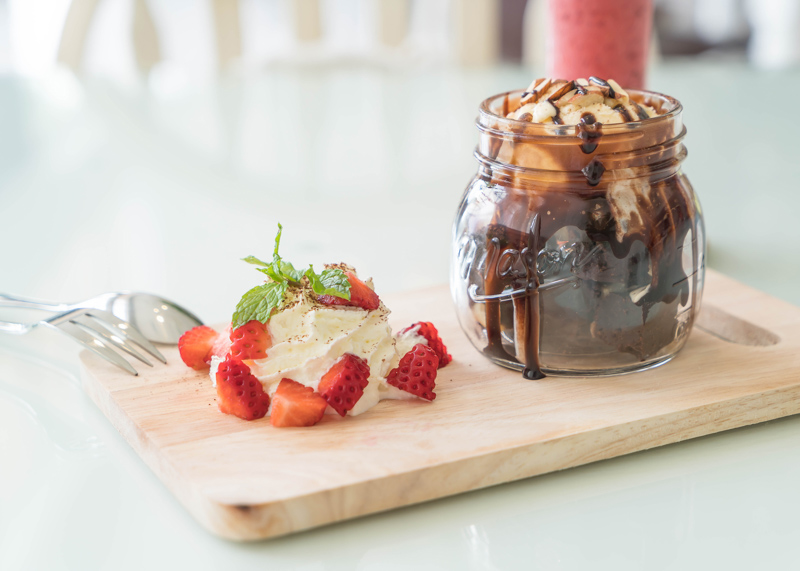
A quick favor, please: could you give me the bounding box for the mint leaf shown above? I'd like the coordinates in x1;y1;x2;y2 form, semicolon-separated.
246;224;306;284
306;266;350;300
318;268;351;298
278;260;304;283
232;281;288;328
272;223;284;263
242;255;270;267
257;265;286;284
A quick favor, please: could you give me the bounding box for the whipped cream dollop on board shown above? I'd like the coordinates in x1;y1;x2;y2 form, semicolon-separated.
210;273;427;416
178;224;453;428
507;77;658;125
180;224;451;427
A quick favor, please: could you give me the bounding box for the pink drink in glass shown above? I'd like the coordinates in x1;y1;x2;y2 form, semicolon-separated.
547;0;653;89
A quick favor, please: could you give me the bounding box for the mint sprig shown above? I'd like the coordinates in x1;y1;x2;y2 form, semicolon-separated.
232;281;288;328
232;224;352;327
241;224;304;285
306;265;351;298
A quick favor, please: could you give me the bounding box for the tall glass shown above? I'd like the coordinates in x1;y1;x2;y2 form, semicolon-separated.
547;0;653;89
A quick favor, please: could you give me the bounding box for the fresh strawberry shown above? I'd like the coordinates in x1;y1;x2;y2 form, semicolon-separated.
270;379;328;428
317;271;380;311
209;324;232;360
215;356;270;420
178;325;219;370
400;322;452;368
230;320;272;360
317;353;370;416
386;343;438;401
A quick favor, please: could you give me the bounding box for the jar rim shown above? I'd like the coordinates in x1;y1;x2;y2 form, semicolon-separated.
478;88;683;137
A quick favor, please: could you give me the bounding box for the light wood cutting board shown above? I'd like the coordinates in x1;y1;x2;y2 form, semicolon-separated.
80;270;800;541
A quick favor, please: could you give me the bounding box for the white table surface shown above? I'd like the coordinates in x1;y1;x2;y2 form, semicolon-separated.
2;60;799;569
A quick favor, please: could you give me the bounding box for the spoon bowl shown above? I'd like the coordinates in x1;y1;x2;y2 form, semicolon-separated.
0;291;204;344
100;293;205;345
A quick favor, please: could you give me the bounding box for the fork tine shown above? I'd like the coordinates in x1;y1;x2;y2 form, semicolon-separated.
50;321;138;375
72;314;153;367
84;309;167;364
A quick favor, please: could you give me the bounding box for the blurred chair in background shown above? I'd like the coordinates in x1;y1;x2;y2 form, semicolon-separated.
277;0;489;66
452;0;499;65
292;0;321;42
15;0;510;78
57;0;161;73
212;0;241;70
378;0;410;48
53;0;466;77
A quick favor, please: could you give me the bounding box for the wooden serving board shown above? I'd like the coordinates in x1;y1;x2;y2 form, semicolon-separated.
81;270;800;541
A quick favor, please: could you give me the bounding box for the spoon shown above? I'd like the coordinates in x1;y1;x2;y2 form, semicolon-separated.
0;292;204;344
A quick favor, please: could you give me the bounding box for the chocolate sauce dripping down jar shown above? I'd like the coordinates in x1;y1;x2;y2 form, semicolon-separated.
450;89;705;377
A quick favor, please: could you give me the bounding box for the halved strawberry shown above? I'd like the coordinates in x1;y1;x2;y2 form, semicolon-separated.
230;320;272;360
270;379;328;428
178;325;219;370
215;356;270;420
400;322;452;368
317;353;370;416
386;344;438;401
317;271;380;311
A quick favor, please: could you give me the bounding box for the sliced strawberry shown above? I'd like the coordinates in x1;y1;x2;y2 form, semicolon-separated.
270;379;328;428
317;353;370;416
317;271;380;311
230;320;272;360
386;343;438;401
178;325;218;370
215;356;270;420
400;322;452;368
209;324;232;360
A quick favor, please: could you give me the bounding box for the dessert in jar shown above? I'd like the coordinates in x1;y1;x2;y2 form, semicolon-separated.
451;77;705;378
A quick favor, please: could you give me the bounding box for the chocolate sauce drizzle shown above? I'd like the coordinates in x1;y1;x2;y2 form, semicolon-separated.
577;112;603;154
481;178;698;379
616;105;634;123
632;101;650;120
589;76;615;98
520;214;544;379
581;159;606;186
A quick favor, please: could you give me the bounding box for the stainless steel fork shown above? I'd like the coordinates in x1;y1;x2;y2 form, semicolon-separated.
0;308;166;375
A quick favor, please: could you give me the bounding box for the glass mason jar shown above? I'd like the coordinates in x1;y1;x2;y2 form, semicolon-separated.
451;89;705;378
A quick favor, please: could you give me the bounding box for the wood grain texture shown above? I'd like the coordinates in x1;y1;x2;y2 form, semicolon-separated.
80;270;800;541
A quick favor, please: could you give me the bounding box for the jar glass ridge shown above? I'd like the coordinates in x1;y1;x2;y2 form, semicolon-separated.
451;89;705;378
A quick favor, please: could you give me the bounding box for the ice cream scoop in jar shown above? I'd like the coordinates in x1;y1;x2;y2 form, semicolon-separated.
451;78;705;378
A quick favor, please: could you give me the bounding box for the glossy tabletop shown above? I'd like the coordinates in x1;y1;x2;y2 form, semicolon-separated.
1;60;800;569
